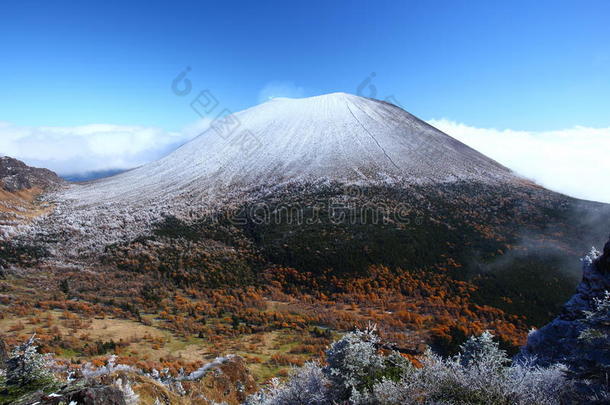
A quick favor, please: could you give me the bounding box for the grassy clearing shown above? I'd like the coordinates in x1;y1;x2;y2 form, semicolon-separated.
0;309;324;382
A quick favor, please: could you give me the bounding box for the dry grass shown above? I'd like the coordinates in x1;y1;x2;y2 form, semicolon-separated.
0;309;322;383
0;187;54;222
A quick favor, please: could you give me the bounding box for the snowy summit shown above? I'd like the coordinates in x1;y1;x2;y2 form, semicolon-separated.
60;93;515;207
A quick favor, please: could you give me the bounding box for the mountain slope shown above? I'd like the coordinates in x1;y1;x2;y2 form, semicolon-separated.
0;157;63;239
60;93;516;207
3;93;610;362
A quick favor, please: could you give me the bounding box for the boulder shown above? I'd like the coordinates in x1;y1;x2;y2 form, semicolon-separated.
62;386;128;405
13;385;128;405
0;336;7;369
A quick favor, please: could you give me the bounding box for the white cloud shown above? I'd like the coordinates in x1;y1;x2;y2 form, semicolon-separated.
257;81;305;103
428;119;610;203
0;121;207;176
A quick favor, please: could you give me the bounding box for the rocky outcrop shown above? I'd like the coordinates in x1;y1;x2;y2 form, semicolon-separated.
596;236;610;273
12;385;128;405
520;237;610;366
53;386;127;405
23;356;256;405
126;355;258;404
0;336;7;369
0;156;65;192
193;355;258;404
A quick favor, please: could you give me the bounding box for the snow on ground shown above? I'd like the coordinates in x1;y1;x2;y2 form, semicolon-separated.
59;92;515;207
19;93;521;257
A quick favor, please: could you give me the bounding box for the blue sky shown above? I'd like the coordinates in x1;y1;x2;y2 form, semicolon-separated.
2;0;609;130
1;1;610;201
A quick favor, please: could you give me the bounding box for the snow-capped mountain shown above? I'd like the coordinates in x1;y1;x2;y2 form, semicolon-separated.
9;93;607;270
4;93;610;350
60;93;516;208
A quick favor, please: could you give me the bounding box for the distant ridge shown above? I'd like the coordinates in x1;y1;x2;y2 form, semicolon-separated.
0;156;65;192
61;168;128;183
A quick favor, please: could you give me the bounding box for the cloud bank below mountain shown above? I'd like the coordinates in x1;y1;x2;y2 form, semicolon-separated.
0;121;203;178
428;119;610;203
1;115;609;204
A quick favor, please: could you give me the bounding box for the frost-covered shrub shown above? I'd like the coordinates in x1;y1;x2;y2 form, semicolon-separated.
503;361;571;405
247;362;330;405
368;357;571;405
323;325;382;399
359;333;573;405
359;332;569;405
323;325;408;401
369;333;573;405
4;335;55;389
248;328;576;405
459;330;509;370
368;348;510;405
81;354;135;378
0;335;57;402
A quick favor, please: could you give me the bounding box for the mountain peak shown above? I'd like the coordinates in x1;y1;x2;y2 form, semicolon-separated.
60;94;515;207
267;92;355;101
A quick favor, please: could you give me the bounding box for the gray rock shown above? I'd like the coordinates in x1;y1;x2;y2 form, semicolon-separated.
0;336;7;369
13;385;128;405
62;386;128;405
520;239;610;366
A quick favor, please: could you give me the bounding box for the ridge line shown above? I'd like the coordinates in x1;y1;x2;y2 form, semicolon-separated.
344;101;400;170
